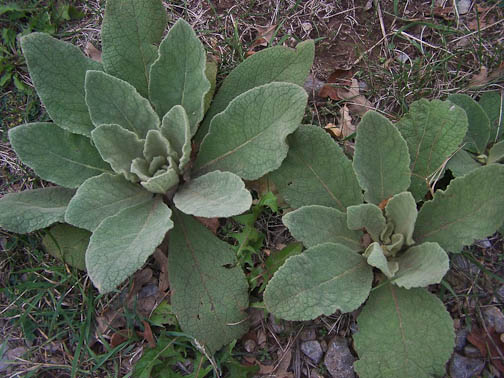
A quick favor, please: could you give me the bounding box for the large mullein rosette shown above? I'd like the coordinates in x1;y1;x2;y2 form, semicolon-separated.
0;0;315;353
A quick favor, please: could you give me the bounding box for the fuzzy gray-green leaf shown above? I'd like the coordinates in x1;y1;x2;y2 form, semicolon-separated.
86;196;172;293
149;19;210;132
101;0;166;97
354;285;454;378
160;105;191;171
347;204;386;242
385;192;417;246
91;124;144;181
173;171;252;218
364;242;398;278
414;164;504;252
446;149;481;177
20;33;103;137
168;211;249;353
488;140;504;164
448;94;490;154
283;206;362;251
65;173;153;231
270;125;362;210
479;91;503;142
43;224;90;271
353;111;411;205
0;187;75;233
85;70;159;138
264;242;372;321
9;123;111;188
141;167;179;194
393;242;449;289
193;82;307;180
195;40;314;144
397;99;468;200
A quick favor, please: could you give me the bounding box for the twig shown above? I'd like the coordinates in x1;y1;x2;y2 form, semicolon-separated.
450;18;504;44
374;0;389;53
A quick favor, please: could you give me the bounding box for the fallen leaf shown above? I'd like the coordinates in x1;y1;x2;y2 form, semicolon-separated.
110;329;131;347
139;320;156;348
195;216;220;234
468;66;489;87
467;326;504;373
96;308;126;336
325;122;342;138
318;68;353;100
85;42;102;62
337;79;372;116
365;0;373;11
276;349;293;377
249;24;277;51
489;62;504;81
339;105;355;138
153;248;169;292
433;6;455;20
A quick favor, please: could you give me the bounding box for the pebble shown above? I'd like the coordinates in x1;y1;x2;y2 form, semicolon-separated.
454;328;469;352
243;339;256;353
324;337;355;378
483;306;504;333
449;353;485;378
301;340;323;364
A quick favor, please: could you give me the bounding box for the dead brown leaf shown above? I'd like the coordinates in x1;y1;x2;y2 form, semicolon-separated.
467;326;504;373
433;6;455;21
469;66;489;87
110;329;131;348
318;68;353;100
337;79;372;116
195;216;220;234
85;42;102;62
153;248;169;292
325;122;342;138
319;85;341;100
139;320;156;348
276;349;292;376
96;308;126;336
249;24;277;51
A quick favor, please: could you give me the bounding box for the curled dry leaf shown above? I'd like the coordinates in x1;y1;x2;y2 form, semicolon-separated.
318;68;353;100
337;79;372;116
324;105;355;140
468;64;504;88
249;24;277;51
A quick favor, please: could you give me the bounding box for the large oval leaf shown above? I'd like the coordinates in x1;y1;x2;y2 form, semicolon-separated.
270;125;362;210
414;164;504;252
354;284;454;378
193;82;307;180
20;33;103;137
149;19;210;132
168;211;249;354
283;205;362;251
353;111;411;205
195;40;314;144
447;94;490;154
479;91;503;142
173;171;252;218
42;224;90;271
0;187;75;233
264;242;373;321
85;71;159;138
396;99;468;200
101;0;166;97
9;123;112;188
86;196;172;293
65;173;153;232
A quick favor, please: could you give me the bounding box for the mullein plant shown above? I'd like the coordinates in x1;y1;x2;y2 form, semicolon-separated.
0;0;314;353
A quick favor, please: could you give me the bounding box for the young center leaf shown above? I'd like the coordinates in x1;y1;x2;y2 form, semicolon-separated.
392;242;449;289
353;111;411;205
160;105;192;170
173;171;252;218
0;187;75;233
396;99;468;200
42;224;90;271
384;191;417;246
85;70;160;138
9;123;112;188
101;0;167;97
270;125;362;210
354;284;454;378
283;206;362;251
91;124;144;181
65;173;153;232
86;196;173;293
364;242;398;278
347;203;386;242
193;82;308;180
447;94;490;154
195;40;315;144
414;164;504;252
149;19;210;132
168;211;249;354
20;33;103;137
264;242;373;321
